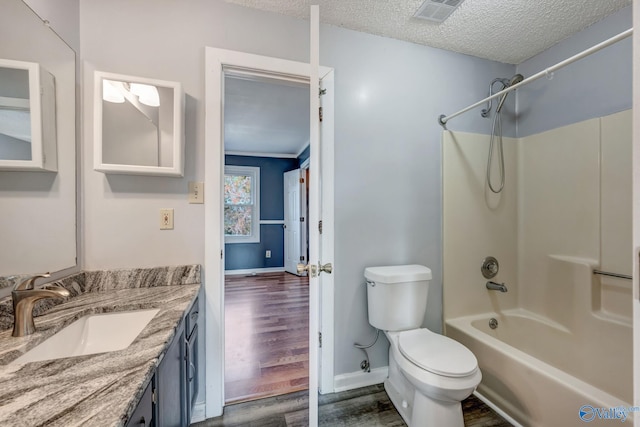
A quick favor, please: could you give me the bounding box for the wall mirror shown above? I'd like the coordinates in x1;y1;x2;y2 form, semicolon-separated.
94;71;184;177
0;58;57;171
0;0;77;281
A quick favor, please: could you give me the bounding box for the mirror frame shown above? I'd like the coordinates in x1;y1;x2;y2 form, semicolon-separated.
0;58;57;171
93;70;184;177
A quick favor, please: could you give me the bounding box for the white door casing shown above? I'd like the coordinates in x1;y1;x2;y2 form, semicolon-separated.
204;41;335;421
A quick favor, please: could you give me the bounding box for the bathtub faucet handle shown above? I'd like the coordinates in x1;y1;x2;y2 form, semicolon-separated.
486;281;508;293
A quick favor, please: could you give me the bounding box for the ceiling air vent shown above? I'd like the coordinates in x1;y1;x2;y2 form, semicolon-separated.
414;0;466;23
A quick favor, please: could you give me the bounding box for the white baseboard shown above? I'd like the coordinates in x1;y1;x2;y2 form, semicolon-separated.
473;390;523;427
190;402;206;424
333;366;388;393
224;267;285;276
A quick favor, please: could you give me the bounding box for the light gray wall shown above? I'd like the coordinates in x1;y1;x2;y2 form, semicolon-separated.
516;6;632;137
80;0;513;379
23;0;80;52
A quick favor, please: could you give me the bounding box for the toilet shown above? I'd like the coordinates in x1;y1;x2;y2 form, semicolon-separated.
365;265;481;427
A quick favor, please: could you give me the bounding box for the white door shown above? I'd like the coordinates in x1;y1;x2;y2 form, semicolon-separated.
304;6;335;426
284;169;304;274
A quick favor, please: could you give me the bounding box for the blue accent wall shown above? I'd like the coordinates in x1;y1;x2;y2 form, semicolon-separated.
297;145;310;167
224;155;298;271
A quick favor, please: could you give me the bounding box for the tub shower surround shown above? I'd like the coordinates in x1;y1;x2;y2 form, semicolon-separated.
0;265;201;426
443;110;632;426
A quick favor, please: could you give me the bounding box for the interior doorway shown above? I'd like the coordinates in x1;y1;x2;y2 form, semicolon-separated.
222;74;311;403
204;46;335;420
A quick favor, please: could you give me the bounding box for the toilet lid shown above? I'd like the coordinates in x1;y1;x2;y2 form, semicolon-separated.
398;329;478;377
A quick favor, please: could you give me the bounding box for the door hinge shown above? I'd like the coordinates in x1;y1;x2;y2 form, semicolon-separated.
319;106;323;122
152;389;157;404
220;250;223;259
319;332;322;348
318;220;323;234
319;88;327;96
300;217;305;222
300;255;305;261
299;177;305;184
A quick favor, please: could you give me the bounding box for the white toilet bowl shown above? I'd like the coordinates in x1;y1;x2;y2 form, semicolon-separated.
363;265;481;426
384;329;481;427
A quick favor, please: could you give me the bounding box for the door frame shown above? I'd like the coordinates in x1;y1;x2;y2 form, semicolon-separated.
204;47;335;418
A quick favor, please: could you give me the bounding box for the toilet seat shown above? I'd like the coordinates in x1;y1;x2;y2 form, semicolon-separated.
398;329;478;378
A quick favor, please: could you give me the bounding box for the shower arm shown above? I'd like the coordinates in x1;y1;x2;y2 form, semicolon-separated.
480;78;509;118
437;27;633;130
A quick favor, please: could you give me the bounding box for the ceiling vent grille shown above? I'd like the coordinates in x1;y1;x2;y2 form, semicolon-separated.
413;0;465;23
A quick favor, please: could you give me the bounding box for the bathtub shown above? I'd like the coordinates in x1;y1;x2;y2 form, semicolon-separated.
447;309;633;426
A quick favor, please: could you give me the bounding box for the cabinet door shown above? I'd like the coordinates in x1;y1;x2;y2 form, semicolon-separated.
185;323;198;422
157;320;186;427
126;378;154;427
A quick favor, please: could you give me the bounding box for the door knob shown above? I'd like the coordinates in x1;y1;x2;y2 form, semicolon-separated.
297;263;308;274
297;263;319;277
319;263;332;274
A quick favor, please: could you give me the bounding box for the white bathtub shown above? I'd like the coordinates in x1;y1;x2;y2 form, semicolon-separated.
447;309;632;427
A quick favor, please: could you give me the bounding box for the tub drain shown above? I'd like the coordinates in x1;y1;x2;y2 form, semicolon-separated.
489;318;498;329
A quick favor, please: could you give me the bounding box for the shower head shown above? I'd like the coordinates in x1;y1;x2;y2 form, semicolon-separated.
495;74;524;113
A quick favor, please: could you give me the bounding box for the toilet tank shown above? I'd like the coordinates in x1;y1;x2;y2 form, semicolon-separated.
365;265;432;331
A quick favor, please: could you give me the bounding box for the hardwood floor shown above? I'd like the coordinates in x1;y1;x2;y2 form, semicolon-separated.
220;272;510;426
194;384;512;427
225;272;309;403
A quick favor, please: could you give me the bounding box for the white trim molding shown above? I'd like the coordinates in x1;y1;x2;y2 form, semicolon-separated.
225;150;299;159
259;219;285;225
224;267;285;275
333;366;389;393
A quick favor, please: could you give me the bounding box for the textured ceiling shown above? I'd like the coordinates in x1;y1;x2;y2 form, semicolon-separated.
224;0;631;64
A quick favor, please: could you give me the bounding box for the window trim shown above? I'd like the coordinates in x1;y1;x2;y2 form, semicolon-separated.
224;165;260;244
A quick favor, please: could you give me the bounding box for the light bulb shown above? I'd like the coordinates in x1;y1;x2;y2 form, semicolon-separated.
102;80;125;103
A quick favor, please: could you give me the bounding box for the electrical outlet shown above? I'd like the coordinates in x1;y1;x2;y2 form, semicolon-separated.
160;209;174;230
265;250;271;258
188;181;204;204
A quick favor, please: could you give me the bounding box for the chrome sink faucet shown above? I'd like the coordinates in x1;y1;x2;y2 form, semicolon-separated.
12;273;70;337
486;281;508;293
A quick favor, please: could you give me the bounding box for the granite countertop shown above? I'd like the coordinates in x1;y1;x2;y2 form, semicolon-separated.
0;284;200;427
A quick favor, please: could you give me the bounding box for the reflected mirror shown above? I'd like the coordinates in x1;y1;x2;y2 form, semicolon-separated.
0;0;76;280
0;59;57;171
94;72;184;177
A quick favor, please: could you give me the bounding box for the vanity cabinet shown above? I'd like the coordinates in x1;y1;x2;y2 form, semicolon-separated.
125;378;154;427
157;318;186;427
126;296;199;427
184;297;199;422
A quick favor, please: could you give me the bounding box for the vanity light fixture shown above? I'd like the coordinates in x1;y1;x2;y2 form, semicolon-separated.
130;82;160;107
103;81;160;107
102;79;125;103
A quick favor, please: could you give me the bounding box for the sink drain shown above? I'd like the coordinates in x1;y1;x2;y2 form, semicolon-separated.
489;318;498;329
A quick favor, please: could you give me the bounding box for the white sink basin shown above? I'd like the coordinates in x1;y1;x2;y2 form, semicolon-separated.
11;309;160;365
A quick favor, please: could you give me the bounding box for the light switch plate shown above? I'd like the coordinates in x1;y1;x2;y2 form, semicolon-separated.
160;208;174;230
188;181;204;204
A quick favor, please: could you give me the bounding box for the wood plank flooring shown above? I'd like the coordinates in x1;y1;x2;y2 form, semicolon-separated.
194;384;512;427
219;272;511;426
225;272;309;403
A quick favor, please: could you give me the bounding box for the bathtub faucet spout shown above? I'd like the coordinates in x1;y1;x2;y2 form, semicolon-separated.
486;281;508;292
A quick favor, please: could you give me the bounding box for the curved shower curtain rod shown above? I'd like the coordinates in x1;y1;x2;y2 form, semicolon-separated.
438;28;633;130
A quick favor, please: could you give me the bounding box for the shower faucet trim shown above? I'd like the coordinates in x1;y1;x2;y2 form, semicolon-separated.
486;281;508;293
